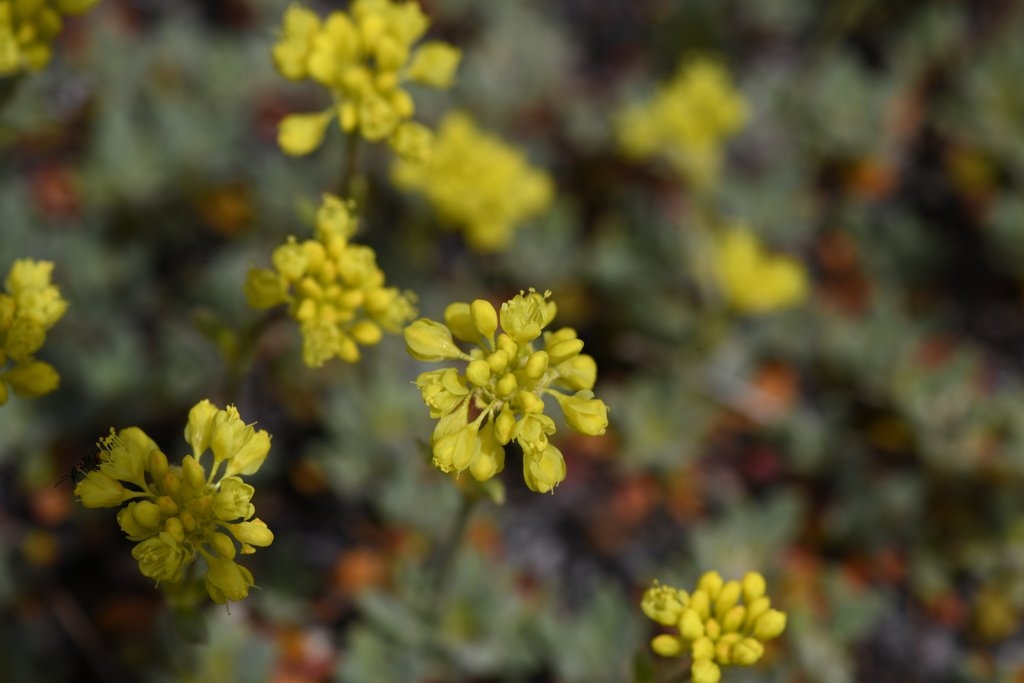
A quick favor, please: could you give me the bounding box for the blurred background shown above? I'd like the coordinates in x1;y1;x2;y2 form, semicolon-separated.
3;0;1024;681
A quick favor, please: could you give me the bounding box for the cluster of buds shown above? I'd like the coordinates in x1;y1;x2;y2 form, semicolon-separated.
641;571;787;683
245;194;417;367
404;289;608;493
616;59;748;188
74;400;274;605
272;0;461;159
0;0;98;76
391;111;554;253
0;259;67;405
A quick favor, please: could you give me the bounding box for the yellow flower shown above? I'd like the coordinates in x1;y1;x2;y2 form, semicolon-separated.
641;571;787;682
391;111;554;252
245;194;417;367
616;58;748;188
271;0;461;157
404;289;609;493
75;401;274;605
713;225;808;313
0;259;67;405
0;0;98;77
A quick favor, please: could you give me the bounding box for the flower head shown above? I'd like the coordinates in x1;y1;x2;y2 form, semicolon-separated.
245;194;417;367
0;0;99;76
404;289;609;493
272;0;461;159
391;112;554;252
616;58;748;188
641;571;787;683
0;259;67;406
75;401;274;605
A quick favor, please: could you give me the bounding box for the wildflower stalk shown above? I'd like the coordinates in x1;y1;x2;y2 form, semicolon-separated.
223;310;283;405
338;132;364;201
424;493;476;624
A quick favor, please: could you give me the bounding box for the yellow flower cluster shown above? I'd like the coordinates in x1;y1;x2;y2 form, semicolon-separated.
391;111;554;252
713;226;807;314
616;59;748;188
642;572;787;683
0;259;67;405
74;400;275;605
404;289;608;493
245;194;417;367
0;0;98;76
272;0;461;159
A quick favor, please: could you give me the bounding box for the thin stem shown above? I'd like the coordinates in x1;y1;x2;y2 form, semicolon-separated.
337;132;363;200
424;493;476;624
223;310;281;405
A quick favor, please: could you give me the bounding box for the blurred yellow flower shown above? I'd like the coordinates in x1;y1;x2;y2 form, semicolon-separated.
616;58;748;188
713;226;808;314
0;0;98;76
271;0;461;158
245;194;417;367
642;571;787;683
392;111;554;252
404;290;608;493
75;401;274;605
0;259;67;405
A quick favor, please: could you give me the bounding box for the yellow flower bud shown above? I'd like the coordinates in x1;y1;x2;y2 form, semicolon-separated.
470;299;498;341
691;658;721;683
1;360;59;397
689;589;711;621
691;636;715;660
495;372;518;397
745;596;771;628
714;580;742;619
554;390;608;436
704;618;721;640
742;571;767;602
679;608;705;640
444;302;479;343
204;557;254;604
404;318;465;361
466;359;491;387
752;609;787;641
148;449;169;482
721;605;746;634
131;500;163;529
522;443;565;493
651;634;684;657
278;110;334;157
185;399;219;457
210;532;237;560
351;320;382;346
516;390;545;415
546;337;584;365
730;638;764;666
487;349;510;375
698;571;724;600
494;406;516;445
432;421;480;473
524;351;549;380
554;353;597;392
469;421;504;481
229;519;274;547
182;455;206;491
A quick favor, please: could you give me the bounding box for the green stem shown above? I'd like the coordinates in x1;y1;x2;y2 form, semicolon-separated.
337;132;363;201
424;494;476;624
223;311;281;405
